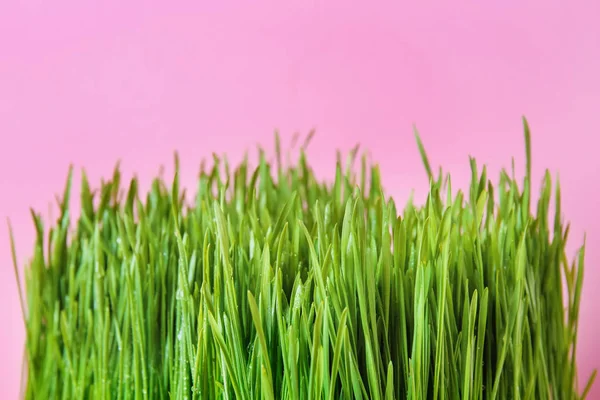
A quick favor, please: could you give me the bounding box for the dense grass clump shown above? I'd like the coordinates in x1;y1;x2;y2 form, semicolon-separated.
14;120;595;399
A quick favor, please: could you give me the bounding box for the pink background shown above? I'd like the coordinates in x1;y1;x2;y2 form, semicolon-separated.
1;2;599;398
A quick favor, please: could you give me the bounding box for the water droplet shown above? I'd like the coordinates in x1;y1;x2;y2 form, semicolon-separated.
249;232;255;258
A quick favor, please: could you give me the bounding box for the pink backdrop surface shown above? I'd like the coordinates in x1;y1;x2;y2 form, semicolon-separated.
1;2;599;398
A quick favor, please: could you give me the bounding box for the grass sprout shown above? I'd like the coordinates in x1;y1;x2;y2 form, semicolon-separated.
15;118;595;399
